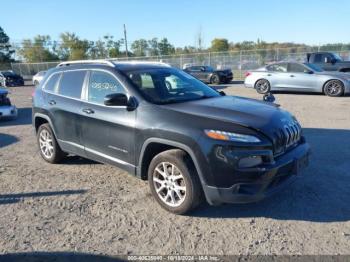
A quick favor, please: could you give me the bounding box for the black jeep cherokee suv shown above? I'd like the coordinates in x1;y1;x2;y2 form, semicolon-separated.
32;60;310;214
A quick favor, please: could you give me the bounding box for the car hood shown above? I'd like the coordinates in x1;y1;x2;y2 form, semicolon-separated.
315;71;350;78
163;96;295;138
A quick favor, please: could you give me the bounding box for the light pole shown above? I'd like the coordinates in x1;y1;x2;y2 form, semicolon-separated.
124;24;128;59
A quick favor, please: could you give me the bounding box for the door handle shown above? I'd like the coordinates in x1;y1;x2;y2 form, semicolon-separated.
267;74;272;76
49;100;56;105
290;75;295;77
82;108;94;114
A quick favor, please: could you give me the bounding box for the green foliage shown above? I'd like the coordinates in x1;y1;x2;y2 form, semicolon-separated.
158;38;175;55
0;27;14;63
18;35;58;62
148;38;159;56
210;38;229;52
89;35;123;59
59;32;91;60
131;39;148;57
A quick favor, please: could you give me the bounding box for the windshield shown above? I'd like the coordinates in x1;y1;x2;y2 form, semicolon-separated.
2;71;16;77
205;66;214;72
332;53;343;61
121;67;220;104
305;63;323;72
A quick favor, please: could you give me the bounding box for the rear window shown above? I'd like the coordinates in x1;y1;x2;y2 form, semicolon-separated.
58;70;86;99
44;73;61;92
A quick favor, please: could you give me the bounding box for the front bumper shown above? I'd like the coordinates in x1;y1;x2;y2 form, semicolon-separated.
203;142;310;205
0;105;18;119
5;80;24;87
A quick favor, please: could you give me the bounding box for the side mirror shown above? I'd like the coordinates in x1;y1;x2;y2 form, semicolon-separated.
219;91;226;96
104;93;128;106
305;70;314;74
263;92;275;103
200;67;206;72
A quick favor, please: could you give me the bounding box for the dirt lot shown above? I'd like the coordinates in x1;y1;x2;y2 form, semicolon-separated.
0;84;349;257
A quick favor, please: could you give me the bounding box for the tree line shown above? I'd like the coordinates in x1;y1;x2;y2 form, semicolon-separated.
1;26;350;63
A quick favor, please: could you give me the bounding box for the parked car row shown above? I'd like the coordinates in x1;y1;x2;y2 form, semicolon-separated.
0;70;24;87
244;52;350;97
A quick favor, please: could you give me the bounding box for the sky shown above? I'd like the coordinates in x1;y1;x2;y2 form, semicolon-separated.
2;0;350;48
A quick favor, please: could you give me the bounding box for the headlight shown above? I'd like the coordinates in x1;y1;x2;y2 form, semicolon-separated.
204;129;261;143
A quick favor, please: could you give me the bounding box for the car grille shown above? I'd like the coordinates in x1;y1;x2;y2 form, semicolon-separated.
273;122;302;156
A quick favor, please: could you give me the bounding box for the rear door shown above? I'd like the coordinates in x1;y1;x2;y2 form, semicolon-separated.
44;70;87;156
265;63;290;89
79;69;136;171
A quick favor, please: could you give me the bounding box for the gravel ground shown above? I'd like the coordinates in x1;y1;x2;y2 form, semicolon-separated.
0;84;349;257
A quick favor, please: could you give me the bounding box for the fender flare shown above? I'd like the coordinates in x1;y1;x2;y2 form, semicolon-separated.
33;113;57;136
138;137;207;185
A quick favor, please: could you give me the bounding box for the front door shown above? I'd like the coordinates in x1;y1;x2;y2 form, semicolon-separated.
287;63;317;91
80;70;136;172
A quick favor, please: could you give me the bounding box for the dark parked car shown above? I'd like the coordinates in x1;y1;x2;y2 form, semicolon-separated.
306;52;350;72
184;65;233;84
32;60;310;214
0;71;24;87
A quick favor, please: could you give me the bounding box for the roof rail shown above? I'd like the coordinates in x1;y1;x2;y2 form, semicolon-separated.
56;60;115;68
112;60;171;67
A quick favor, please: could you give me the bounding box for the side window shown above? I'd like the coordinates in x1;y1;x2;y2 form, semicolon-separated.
267;63;287;72
44;73;60;92
88;71;125;104
314;54;323;63
58;70;86;99
190;66;201;72
288;63;307;73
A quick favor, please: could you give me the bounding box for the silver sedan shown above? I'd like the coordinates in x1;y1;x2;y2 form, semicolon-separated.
244;62;350;96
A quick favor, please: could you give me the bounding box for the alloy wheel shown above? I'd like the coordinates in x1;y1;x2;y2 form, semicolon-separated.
325;80;343;96
256;80;270;93
153;162;187;207
39;129;54;159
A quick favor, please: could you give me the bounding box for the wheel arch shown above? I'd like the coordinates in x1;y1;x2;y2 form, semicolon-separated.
137;138;205;185
338;67;350;73
33;113;57;136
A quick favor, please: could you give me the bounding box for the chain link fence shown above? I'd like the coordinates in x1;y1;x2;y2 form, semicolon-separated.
10;47;350;80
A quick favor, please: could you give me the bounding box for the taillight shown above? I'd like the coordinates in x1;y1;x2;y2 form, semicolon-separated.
245;72;251;77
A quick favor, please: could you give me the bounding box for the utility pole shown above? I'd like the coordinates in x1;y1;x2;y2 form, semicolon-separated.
123;24;128;58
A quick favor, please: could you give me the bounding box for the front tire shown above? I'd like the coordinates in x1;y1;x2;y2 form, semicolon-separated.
37;123;65;163
255;79;271;94
148;149;203;214
323;80;344;97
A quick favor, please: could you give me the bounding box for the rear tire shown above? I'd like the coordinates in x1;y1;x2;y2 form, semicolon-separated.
34;80;39;86
37;123;65;163
148;149;203;215
255;79;271;94
323;80;344;97
210;74;221;85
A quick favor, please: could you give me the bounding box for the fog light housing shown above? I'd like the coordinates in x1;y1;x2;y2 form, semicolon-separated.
238;156;263;168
